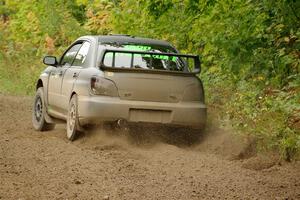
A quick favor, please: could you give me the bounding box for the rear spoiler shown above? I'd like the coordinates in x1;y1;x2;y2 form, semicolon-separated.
99;49;201;74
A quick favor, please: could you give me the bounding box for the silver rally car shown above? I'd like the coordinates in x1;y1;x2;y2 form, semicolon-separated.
32;35;207;141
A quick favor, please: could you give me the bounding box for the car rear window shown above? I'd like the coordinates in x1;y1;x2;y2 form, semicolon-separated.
99;44;188;72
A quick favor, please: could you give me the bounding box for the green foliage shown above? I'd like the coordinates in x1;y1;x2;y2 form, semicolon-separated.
0;0;299;160
7;0;86;49
0;0;87;95
83;0;115;35
109;0;300;85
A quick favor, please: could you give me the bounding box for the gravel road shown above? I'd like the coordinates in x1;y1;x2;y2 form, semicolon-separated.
0;94;299;200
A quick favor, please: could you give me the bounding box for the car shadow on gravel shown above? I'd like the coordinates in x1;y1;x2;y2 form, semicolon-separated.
128;126;205;147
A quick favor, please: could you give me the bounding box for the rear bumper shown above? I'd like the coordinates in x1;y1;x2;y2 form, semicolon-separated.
77;95;207;129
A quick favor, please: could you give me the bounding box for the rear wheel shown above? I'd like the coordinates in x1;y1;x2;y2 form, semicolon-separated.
32;87;55;131
67;94;81;141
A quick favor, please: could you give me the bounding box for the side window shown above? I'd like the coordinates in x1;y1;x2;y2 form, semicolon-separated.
73;41;91;67
60;43;82;66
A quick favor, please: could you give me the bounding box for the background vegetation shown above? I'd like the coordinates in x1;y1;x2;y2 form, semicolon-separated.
0;0;299;160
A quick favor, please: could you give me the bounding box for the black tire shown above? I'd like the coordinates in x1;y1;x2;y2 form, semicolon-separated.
32;87;55;131
66;94;81;141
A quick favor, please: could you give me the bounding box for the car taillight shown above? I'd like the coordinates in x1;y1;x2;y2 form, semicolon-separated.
90;76;118;97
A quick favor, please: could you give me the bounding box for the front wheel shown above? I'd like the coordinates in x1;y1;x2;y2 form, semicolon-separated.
66;94;81;141
32;87;55;131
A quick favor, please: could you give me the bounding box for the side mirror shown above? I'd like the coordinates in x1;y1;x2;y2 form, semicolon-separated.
43;56;58;66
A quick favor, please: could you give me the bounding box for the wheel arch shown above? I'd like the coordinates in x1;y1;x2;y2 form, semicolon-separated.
70;91;77;101
36;79;43;90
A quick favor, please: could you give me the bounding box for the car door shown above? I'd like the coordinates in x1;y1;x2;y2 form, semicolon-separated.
61;41;91;109
47;43;82;111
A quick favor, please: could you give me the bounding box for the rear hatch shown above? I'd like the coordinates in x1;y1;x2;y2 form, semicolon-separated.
99;46;202;103
104;71;198;103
